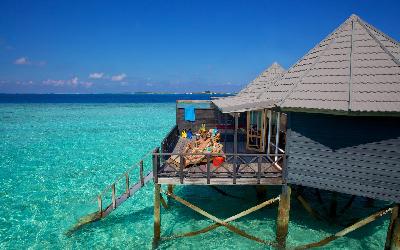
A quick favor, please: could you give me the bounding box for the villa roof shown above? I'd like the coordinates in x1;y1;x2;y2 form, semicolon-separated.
212;62;285;113
259;14;400;113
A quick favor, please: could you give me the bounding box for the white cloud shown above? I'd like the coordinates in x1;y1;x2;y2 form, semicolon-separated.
14;57;30;65
42;77;92;88
111;73;127;81
70;77;79;86
43;79;65;86
14;57;46;66
89;72;104;79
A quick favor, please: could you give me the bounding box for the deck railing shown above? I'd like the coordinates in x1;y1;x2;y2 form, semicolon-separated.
152;149;285;185
96;150;154;218
161;125;179;159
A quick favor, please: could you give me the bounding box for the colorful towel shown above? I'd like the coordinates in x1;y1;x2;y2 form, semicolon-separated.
184;106;196;121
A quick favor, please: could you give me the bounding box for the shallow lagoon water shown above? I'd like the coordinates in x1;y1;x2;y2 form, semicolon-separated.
0;101;391;249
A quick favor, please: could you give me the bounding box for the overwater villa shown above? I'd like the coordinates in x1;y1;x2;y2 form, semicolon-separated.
75;14;400;249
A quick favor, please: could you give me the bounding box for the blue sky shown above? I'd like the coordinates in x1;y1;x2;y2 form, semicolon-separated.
0;0;399;94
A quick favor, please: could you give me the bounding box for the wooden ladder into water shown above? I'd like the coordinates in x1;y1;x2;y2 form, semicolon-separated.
67;149;158;234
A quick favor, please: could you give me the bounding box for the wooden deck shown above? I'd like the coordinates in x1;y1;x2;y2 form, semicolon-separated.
155;137;284;185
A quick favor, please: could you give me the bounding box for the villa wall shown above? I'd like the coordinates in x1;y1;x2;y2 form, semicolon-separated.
176;107;217;132
286;112;400;203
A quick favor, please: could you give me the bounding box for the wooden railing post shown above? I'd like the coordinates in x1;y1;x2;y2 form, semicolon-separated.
206;154;211;184
140;160;144;187
233;113;239;185
125;173;130;197
153;147;160;183
179;155;184;184
257;156;262;184
97;195;103;217
112;183;117;209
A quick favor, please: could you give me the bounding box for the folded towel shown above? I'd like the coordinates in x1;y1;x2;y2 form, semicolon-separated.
184;105;196;121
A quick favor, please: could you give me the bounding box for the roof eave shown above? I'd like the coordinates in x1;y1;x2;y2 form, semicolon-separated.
279;107;400;117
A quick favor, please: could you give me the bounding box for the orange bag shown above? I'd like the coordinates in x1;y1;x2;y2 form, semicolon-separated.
213;156;225;167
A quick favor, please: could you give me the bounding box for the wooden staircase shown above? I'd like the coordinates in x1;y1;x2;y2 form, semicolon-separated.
67;150;156;235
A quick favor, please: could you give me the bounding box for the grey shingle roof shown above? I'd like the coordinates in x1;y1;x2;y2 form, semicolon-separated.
260;14;400;113
212;62;285;113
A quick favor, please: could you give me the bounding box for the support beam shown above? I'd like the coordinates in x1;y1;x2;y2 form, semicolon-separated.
153;184;161;247
276;185;291;248
295;206;394;250
164;189;277;246
163;195;280;240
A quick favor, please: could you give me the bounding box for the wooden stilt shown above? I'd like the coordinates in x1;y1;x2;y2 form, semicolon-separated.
153;183;161;247
392;217;400;250
385;205;399;250
167;184;174;204
167;184;174;194
276;185;291;248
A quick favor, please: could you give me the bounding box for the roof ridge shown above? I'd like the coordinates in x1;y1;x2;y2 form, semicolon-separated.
347;18;355;111
277;19;351;106
358;16;400;47
239;62;285;95
356;18;400;67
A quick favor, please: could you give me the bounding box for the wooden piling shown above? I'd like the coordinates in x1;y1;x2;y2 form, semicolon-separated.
392;217;400;250
386;205;399;250
276;185;291;248
167;184;174;195
153;183;161;247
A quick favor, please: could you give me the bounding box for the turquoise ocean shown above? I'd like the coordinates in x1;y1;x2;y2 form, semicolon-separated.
0;94;391;249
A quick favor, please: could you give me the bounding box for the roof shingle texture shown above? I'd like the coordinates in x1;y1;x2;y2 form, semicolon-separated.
212;62;285;113
259;14;400;113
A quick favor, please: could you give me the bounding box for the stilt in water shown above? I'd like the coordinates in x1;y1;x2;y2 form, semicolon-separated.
385;204;399;250
276;185;291;248
167;184;174;195
153;184;161;248
167;184;174;204
392;217;400;250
